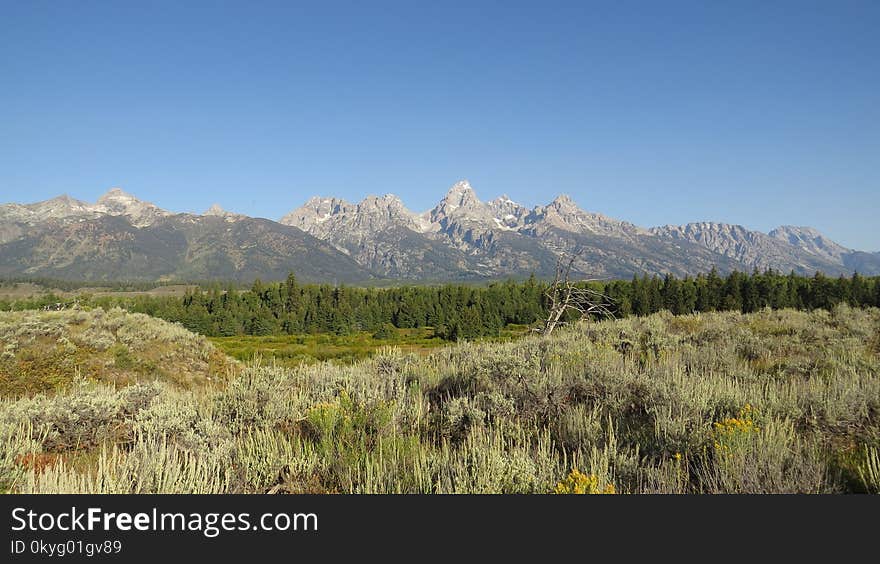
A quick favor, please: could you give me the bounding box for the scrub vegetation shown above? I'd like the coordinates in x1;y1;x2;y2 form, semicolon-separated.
1;305;878;494
0;308;235;396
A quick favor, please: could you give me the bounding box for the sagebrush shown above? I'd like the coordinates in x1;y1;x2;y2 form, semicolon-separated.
1;305;878;493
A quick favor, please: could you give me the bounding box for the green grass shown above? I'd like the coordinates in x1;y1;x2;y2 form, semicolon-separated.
1;306;878;494
209;325;531;367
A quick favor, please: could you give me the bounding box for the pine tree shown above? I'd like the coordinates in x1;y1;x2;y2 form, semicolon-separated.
706;267;723;310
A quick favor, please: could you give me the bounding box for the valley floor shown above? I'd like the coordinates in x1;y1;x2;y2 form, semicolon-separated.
208;325;531;367
1;306;879;493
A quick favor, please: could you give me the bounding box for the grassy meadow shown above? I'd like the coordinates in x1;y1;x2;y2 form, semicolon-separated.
1;305;879;494
209;325;531;367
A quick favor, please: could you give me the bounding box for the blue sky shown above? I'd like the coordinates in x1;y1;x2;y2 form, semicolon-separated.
1;1;878;250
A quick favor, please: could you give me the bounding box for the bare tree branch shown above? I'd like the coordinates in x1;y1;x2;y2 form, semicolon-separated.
539;249;615;335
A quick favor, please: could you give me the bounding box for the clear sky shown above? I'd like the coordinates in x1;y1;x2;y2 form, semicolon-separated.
1;1;878;250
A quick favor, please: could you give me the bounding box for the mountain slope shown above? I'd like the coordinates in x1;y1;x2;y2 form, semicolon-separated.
165;215;372;283
0;191;376;283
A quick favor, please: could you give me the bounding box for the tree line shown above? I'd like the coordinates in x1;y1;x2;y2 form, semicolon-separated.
3;270;880;340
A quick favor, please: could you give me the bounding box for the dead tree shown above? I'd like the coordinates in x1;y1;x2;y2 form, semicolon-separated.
540;250;615;335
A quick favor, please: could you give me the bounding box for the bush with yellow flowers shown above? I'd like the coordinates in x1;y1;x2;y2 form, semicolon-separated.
711;404;760;456
552;469;616;494
304;400;345;441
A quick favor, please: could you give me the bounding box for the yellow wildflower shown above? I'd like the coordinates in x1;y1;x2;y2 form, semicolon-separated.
553;469;616;495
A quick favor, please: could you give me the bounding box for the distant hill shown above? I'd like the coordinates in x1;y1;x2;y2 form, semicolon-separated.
1;182;877;282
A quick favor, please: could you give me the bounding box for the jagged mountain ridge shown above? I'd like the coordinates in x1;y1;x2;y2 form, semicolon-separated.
648;222;839;275
281;180;876;279
1;182;877;282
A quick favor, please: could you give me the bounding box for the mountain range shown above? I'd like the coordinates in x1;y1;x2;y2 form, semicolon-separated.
1;181;877;283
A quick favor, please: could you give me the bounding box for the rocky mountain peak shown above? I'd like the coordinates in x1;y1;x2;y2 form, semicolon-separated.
309;196;350;215
203;203;245;222
50;194;80;205
529;194;581;225
487;195;527;229
441;180;481;210
97;187;138;203
447;179;474;194
488;194;520;209
93;188;169;226
769;225;849;261
25;194;93;218
359;193;407;212
279;196;355;234
354;195;419;230
523;193;643;237
548;194;578;211
204;203;226;216
427;180;494;227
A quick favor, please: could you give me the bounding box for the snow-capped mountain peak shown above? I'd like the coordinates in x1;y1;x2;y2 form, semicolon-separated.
488;194;528;229
427;180;496;227
439;180;481;210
